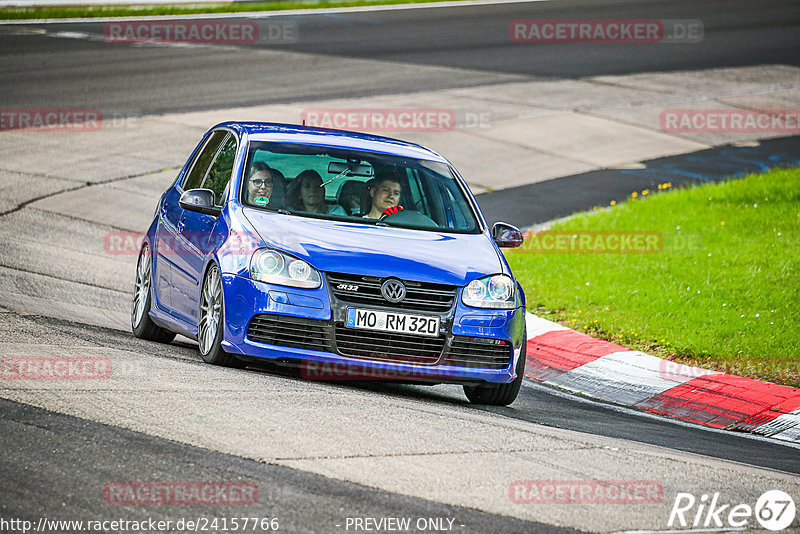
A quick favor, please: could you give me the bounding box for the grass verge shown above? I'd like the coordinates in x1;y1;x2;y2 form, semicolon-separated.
0;0;458;20
506;167;800;386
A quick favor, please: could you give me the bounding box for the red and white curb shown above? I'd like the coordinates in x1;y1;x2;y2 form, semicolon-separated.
524;312;800;444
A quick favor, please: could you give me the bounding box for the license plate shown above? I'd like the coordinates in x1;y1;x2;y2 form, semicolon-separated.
345;308;440;337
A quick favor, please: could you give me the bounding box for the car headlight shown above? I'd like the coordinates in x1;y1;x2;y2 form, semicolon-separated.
461;274;515;309
250;249;321;289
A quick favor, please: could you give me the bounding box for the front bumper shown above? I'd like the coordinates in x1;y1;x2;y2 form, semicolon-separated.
220;274;525;384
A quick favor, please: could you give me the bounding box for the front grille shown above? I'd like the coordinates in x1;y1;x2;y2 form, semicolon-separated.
326;272;457;313
442;336;512;369
247;314;332;352
248;314;510;372
334;323;445;364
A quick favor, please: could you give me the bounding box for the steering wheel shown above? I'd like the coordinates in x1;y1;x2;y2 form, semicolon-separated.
379;206;438;228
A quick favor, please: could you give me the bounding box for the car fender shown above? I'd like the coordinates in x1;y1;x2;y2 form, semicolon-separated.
213;203;266;277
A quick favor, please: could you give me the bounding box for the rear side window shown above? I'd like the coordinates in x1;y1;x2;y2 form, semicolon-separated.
202;134;238;206
183;130;227;190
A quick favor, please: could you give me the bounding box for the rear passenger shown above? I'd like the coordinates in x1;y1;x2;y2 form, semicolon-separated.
337;180;369;216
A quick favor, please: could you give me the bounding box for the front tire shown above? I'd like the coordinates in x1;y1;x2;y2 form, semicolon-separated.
198;264;245;368
463;328;526;406
131;244;175;343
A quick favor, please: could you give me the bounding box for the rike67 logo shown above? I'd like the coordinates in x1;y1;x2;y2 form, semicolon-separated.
669;490;796;531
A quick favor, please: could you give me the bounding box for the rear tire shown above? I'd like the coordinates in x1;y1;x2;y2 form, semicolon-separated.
198;264;245;368
131;244;176;344
463;329;526;406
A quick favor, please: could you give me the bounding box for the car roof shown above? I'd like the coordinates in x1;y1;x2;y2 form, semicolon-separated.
215;121;450;163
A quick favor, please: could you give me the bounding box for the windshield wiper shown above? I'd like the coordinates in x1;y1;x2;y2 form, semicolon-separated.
277;209;292;215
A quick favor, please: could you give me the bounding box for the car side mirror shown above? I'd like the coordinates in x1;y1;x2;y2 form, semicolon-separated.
179;189;221;217
492;222;524;248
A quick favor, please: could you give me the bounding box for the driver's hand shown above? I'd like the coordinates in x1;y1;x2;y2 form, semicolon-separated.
382;205;404;217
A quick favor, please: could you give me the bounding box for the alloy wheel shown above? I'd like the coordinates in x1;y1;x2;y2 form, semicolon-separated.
132;245;151;328
199;266;222;355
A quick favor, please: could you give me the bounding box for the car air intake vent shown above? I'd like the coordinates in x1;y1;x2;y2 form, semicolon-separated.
334;324;445;364
442;336;512;369
247;314;332;352
326;272;457;313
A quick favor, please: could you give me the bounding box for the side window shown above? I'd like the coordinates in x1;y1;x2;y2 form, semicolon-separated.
443;185;468;229
202;134;237;206
183;131;227;190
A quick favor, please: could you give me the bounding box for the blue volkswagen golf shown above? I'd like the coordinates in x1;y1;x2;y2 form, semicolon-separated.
132;122;527;405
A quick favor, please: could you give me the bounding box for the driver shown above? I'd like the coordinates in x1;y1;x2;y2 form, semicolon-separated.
364;174;402;219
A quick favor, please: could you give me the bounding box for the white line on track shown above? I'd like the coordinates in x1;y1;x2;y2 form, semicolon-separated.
0;0;552;24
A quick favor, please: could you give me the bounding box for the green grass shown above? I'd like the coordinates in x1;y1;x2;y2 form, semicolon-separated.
0;0;458;20
507;167;800;386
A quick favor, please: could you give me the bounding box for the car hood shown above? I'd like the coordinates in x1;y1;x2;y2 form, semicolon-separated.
242;208;504;286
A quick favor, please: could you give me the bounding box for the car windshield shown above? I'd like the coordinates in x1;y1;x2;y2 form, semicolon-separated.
240;141;480;233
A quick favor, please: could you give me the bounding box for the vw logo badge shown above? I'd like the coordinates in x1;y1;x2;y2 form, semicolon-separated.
381;279;406;303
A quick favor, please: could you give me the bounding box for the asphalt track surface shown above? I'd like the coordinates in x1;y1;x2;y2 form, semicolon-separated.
478;135;800;227
0;397;560;534
2;0;800;532
1;0;798;115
